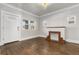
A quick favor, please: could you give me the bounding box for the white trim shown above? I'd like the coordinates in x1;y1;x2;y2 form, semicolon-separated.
1;10;21;45
40;4;79;17
36;35;79;44
66;39;79;44
20;35;40;41
1;10;21;17
1;3;79;18
0;35;40;46
1;3;39;17
0;43;4;46
38;35;79;44
38;35;46;38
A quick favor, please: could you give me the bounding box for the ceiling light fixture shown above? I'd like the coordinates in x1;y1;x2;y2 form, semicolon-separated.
42;0;48;8
42;3;48;8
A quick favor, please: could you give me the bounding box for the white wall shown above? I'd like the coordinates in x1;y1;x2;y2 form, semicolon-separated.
0;4;39;45
39;5;79;44
1;3;79;45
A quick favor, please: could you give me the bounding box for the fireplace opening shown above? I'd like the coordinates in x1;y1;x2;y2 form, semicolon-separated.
50;31;60;42
46;31;64;44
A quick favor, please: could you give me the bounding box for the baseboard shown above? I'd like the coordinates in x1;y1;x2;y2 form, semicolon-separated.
38;35;46;38
20;35;40;41
0;35;40;46
21;35;79;44
66;39;79;44
0;42;4;46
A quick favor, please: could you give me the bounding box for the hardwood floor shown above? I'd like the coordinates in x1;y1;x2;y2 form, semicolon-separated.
0;37;79;55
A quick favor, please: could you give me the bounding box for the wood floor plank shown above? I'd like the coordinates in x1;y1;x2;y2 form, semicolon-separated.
0;37;79;55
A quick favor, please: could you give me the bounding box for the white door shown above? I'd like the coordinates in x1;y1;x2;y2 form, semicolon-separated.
2;11;20;44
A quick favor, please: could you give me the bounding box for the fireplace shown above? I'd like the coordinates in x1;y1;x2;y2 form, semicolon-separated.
49;31;61;41
46;26;66;44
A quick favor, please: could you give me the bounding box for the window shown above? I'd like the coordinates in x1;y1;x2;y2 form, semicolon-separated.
22;19;36;30
23;19;29;30
30;20;35;30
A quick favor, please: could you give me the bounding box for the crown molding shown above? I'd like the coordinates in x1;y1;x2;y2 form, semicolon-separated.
1;3;79;18
40;4;79;18
1;3;39;17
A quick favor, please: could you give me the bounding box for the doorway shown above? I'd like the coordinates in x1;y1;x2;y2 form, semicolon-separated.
1;10;21;44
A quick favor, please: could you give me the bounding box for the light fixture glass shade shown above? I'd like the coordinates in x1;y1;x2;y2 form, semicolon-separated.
42;3;48;8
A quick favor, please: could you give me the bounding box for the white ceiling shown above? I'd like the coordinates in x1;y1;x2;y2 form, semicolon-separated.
8;3;77;16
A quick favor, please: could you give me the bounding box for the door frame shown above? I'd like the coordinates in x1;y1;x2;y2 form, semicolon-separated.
1;10;21;45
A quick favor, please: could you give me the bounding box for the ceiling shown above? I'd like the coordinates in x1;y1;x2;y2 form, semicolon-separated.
8;3;77;16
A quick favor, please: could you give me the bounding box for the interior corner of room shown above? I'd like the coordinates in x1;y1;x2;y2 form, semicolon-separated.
0;3;79;55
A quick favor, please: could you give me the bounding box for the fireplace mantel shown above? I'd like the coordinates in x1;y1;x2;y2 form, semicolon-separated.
46;31;64;44
47;26;66;28
46;26;66;41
